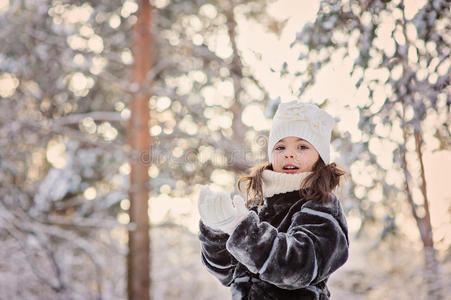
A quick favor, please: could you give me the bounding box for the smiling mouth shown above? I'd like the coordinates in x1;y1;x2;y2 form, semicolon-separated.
283;165;299;170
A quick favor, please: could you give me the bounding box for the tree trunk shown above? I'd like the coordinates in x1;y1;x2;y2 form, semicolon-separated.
127;1;153;299
225;4;246;145
400;107;441;299
414;131;441;300
225;2;249;190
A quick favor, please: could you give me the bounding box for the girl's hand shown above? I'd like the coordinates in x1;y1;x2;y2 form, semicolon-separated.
197;185;249;234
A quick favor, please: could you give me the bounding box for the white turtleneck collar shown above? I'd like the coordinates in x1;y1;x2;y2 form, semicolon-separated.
262;169;312;198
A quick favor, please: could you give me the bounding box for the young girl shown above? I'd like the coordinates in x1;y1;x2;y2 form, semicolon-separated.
197;101;349;300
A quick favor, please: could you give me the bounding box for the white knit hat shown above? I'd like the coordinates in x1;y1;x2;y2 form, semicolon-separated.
267;101;335;165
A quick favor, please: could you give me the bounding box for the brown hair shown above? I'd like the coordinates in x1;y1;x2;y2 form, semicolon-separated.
237;158;346;208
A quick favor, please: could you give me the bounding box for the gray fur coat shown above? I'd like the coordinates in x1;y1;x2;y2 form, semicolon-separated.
198;190;349;299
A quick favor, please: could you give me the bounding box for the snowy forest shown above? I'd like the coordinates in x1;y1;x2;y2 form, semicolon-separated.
0;0;450;299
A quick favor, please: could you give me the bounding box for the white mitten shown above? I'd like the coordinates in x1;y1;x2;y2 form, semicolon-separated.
197;185;249;235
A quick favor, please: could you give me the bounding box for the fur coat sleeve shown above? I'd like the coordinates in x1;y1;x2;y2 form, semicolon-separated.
198;220;237;286
225;195;349;290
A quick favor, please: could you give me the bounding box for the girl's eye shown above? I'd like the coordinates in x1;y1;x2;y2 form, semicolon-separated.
275;146;285;150
299;145;308;150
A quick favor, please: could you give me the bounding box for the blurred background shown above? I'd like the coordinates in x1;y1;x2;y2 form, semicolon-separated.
0;0;449;299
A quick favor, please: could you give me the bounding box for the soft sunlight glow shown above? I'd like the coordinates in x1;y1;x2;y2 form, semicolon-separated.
207;113;232;131
148;195;170;223
210;30;233;59
153;0;170;9
404;0;427;19
87;35;104;53
90;55;107;75
83;187;97;200
121;1;138;18
350;160;375;187
67;34;86;51
81;117;97;134
120;49;133;65
198;145;228;166
179;115;198;135
156;96;172;112
217;80;235;99
120;108;131;120
172;147;184;158
0;73;19;98
119;163;130;175
385;168;403;188
30;152;45;181
79;25;94;38
189;70;207;84
210;170;235;188
148;165;160;178
46;139;67;169
368;138;396;169
202;84;233;108
151;125;162;136
0;0;8;13
424;150;451;234
109;14;121;28
346;209;362;234
199;3;217;19
114;101;125;111
120;198;130;210
198;146;214;164
175;75;193;95
160;184;172;194
73;54;85;65
148;193;200;233
192;33;204;45
110;227;128;244
183;15;202;32
242;104;271;131
67;72;94;96
63;4;93;24
117;212;130;224
354;185;366;200
97;122;118;141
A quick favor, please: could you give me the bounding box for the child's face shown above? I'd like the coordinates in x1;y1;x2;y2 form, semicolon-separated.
271;136;319;174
